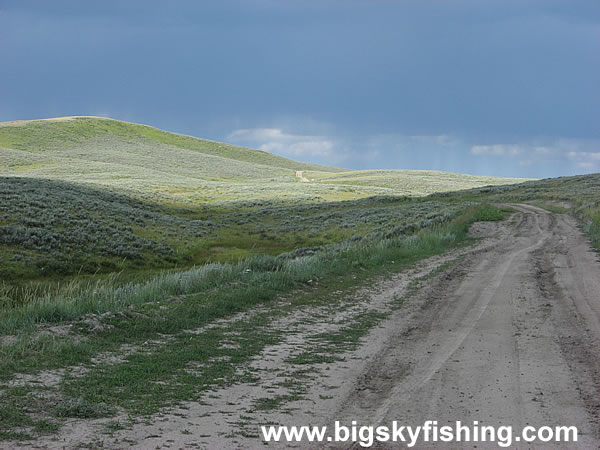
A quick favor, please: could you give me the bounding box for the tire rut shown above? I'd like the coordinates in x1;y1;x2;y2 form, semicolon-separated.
330;204;600;449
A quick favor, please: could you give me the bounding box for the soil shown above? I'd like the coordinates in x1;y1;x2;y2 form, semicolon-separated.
295;170;309;182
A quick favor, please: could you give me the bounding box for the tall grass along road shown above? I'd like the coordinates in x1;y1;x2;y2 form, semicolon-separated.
2;204;599;448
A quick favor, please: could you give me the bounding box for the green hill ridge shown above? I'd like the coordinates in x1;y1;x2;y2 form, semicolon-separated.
0;116;534;280
1;116;528;203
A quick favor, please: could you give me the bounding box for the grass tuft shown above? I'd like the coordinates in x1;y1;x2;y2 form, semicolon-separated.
53;398;113;419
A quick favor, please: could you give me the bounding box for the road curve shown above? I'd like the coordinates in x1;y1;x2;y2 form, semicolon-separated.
332;204;600;448
19;204;599;449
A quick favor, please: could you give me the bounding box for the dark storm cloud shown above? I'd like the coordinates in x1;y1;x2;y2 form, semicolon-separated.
1;0;598;177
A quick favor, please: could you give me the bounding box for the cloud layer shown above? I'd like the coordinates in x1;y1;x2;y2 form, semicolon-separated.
230;124;600;177
1;1;598;177
228;128;337;160
470;139;600;174
471;145;523;156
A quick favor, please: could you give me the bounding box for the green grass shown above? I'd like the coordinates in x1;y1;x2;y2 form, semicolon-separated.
0;116;531;284
310;169;529;196
0;118;526;197
0;177;468;282
0;116;337;172
533;202;570;214
286;310;385;366
0;205;495;439
0;386;59;440
53;397;113;419
472;204;509;222
583;205;600;249
0;202;478;334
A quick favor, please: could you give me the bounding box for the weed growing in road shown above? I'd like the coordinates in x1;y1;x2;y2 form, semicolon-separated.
472;205;508;221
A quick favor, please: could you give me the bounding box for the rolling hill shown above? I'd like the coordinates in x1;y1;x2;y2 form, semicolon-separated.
0;116;531;280
0;116;527;203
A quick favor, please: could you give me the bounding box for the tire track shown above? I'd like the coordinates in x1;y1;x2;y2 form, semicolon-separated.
332;204;600;448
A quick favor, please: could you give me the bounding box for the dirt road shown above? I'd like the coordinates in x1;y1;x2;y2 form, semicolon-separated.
333;204;600;447
295;170;310;182
19;205;600;448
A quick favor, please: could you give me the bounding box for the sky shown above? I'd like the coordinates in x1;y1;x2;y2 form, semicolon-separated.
1;0;599;178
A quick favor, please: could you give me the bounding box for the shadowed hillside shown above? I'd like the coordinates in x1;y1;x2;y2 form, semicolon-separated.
0;116;532;280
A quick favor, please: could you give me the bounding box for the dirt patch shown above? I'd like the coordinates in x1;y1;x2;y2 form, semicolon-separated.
33;324;75;341
295;170;309;182
8;366;88;389
467;219;507;238
0;334;18;346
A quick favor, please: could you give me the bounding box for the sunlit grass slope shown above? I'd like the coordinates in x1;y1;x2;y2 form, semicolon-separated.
0;116;532;280
0;116;337;171
1;116;527;204
0;117;346;205
307;169;527;196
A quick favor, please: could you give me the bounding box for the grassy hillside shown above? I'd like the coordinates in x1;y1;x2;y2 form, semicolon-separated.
0;116;338;171
0;176;469;280
1;116;526;205
0;117;344;206
0;116;531;280
308;169;525;196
